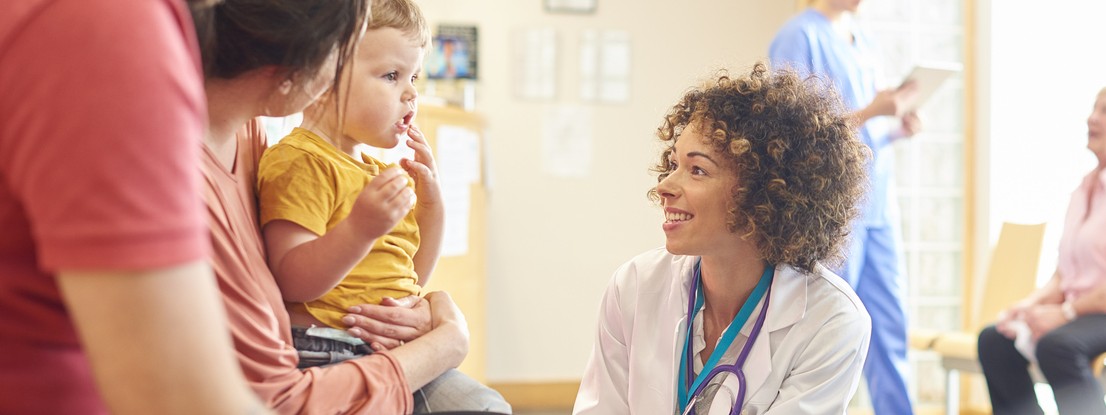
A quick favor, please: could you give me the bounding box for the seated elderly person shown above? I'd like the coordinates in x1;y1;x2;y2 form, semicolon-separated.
977;87;1106;415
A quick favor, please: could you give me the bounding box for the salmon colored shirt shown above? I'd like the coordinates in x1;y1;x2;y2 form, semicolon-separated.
203;120;412;414
257;128;421;328
1058;168;1106;301
0;0;208;412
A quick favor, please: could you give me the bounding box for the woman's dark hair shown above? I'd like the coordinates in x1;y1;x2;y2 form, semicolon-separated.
188;0;368;91
650;63;869;273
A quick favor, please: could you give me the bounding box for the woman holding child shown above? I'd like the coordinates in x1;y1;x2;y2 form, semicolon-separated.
191;0;509;412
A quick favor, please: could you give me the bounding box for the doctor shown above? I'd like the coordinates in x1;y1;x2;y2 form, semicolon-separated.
574;63;873;415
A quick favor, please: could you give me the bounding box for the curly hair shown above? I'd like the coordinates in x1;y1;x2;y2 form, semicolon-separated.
650;62;869;274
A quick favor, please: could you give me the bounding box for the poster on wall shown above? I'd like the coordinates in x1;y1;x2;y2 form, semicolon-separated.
436;125;481;257
579;29;631;103
542;105;593;178
513;28;557;100
426;25;478;80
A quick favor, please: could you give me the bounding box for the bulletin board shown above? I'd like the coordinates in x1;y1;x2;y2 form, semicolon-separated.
417;103;489;382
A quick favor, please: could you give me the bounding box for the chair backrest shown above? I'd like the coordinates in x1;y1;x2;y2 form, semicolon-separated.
970;222;1047;332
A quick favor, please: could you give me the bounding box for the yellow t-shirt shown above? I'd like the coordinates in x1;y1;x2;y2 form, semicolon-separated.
256;128;420;328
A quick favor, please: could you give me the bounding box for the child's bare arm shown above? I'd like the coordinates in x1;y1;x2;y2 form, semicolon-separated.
400;125;444;286
264;167;414;302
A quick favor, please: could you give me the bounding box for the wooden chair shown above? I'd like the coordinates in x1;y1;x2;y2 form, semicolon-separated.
929;222;1047;414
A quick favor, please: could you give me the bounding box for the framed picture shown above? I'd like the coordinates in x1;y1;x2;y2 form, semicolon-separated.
544;0;596;14
426;25;478;80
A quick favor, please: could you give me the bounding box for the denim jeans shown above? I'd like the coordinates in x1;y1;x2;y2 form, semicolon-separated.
413;369;512;414
291;326;374;369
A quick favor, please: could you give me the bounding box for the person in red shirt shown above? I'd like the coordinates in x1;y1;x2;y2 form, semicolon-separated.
191;1;500;413
0;0;266;414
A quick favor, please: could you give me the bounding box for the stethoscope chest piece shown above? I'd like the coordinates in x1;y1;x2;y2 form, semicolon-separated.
677;259;774;415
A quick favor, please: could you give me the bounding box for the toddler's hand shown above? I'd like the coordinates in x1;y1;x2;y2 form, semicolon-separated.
399;125;442;209
347;167;414;239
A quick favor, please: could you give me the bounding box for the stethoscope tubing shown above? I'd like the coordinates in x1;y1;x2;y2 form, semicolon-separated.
683;262;773;415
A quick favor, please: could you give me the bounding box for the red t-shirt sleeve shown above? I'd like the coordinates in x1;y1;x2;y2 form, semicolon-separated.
1;0;209;271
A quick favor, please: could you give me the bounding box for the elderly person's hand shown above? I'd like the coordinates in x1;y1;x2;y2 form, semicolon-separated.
1022;304;1070;342
994;299;1034;339
342;295;432;351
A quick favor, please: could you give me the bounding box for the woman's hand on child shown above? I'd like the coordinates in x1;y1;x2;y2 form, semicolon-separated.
348;167;414;239
399;124;442;210
342;295;432;350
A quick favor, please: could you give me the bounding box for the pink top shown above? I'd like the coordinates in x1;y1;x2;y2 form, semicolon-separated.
1057;168;1106;300
0;0;209;412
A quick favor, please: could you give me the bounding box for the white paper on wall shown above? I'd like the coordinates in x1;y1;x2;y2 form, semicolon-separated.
436;125;481;257
542;105;593;178
514;28;558;100
579;29;631;103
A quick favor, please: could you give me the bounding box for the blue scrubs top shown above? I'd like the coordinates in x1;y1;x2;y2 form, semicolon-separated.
768;8;896;228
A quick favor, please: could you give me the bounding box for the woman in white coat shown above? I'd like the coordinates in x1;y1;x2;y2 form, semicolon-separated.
574;63;873;415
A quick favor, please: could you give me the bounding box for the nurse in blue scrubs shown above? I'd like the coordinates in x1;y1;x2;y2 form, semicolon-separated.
769;1;920;414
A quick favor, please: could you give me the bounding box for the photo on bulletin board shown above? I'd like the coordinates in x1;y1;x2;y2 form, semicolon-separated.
426;25;478;80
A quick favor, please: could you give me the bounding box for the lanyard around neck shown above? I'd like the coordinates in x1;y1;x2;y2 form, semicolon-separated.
676;260;775;413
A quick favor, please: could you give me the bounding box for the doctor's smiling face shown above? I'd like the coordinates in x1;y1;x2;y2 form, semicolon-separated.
656;126;743;258
650;64;867;273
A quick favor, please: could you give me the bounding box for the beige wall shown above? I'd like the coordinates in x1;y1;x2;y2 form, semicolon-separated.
417;0;796;382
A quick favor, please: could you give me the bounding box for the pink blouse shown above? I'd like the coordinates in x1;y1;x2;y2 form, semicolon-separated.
1058;168;1106;300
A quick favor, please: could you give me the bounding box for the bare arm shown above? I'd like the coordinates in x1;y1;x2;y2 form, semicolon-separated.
386;291;468;391
1022;275;1106;340
999;269;1061;322
1069;273;1106;315
58;261;268;415
264;167;414;302
400;125;444;286
1025;270;1064;305
851;81;919;126
997;270;1063;338
264;219;376;302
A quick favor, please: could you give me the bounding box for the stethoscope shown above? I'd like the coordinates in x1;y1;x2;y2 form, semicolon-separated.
677;259;774;415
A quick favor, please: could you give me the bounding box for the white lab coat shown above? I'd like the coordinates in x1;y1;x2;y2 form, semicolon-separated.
573;248;871;415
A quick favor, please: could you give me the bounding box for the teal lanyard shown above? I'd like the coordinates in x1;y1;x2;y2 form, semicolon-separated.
676;261;774;413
